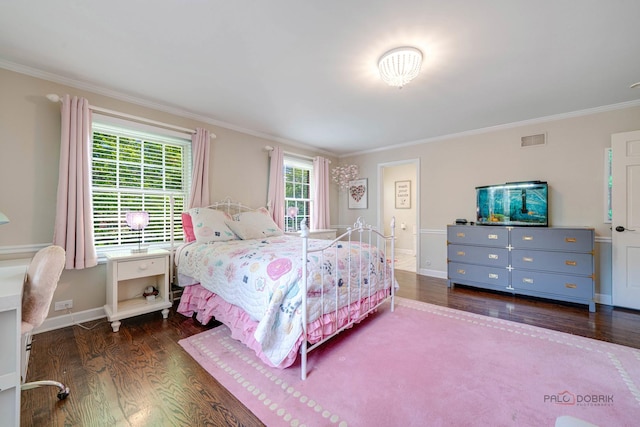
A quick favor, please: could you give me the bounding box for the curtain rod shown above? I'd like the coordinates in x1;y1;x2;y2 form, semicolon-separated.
46;94;216;139
264;145;331;163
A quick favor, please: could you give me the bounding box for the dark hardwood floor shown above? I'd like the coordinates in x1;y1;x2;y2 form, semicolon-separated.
21;272;640;426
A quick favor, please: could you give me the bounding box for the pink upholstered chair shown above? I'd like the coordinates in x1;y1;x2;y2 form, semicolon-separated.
20;245;70;400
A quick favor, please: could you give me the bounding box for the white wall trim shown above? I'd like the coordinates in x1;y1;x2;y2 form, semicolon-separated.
341;100;640;158
420;228;447;235
420;268;447;279
0;59;335;158
0;243;48;256
34;307;107;335
595;293;612;306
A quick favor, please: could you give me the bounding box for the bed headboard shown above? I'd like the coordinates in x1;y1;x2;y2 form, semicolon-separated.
202;198;259;215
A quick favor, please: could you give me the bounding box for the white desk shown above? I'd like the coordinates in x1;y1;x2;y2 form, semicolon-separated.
0;259;29;427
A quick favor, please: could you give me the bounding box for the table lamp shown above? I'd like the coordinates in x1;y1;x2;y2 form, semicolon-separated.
126;211;149;253
287;206;299;231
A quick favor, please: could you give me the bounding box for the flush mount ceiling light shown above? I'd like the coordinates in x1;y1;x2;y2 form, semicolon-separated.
378;46;423;88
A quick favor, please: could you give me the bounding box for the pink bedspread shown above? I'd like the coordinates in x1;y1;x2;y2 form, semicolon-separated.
178;284;390;368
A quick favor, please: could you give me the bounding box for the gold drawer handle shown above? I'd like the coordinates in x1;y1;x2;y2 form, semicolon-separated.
488;273;499;279
488;234;498;240
565;260;577;266
565;283;577;289
457;269;466;275
522;257;533;262
488;254;498;259
523;236;533;241
457;232;465;238
522;278;534;284
565;237;577;243
457;251;465;256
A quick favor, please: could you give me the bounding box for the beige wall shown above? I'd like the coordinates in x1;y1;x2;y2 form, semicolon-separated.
339;105;640;300
2;65;638;318
0;68;338;319
382;162;417;253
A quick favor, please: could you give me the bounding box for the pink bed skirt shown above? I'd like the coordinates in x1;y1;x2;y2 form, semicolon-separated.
177;284;391;368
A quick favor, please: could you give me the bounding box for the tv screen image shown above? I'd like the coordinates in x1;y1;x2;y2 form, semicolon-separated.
476;181;548;226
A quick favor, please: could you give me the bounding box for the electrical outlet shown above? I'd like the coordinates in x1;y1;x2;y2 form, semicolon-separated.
54;299;73;311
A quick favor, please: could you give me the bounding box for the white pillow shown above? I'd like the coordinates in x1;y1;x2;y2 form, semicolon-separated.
233;207;283;238
189;208;236;243
225;220;265;240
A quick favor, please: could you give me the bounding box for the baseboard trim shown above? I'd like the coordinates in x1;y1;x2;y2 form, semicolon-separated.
418;268;447;279
35;307;107;334
595;293;612;306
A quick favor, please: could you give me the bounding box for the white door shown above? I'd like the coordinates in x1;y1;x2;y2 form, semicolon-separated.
612;130;640;309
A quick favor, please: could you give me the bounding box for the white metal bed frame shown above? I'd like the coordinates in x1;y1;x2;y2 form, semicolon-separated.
171;198;396;380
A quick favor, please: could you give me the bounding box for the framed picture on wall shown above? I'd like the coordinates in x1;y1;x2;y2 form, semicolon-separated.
348;178;368;209
395;180;411;209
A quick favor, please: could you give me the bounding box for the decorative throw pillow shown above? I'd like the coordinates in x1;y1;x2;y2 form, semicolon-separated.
225;220;265;240
181;212;196;242
189;208;236;243
233;207;283;237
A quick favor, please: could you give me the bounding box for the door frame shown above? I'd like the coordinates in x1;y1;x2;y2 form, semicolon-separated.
377;158;420;273
611;129;640;309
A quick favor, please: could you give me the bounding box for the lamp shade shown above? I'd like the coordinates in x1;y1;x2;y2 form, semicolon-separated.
287;206;299;218
378;46;423;88
125;212;149;230
0;211;9;225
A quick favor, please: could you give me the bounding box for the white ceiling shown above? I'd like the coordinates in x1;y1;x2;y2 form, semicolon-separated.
1;1;640;156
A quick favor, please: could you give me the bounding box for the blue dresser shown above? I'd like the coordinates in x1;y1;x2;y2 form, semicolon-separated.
447;225;595;312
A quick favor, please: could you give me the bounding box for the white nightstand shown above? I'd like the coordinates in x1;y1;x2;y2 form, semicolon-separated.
104;249;171;332
286;229;337;240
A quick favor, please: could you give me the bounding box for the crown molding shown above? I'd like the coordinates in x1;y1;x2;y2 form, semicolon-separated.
340;99;640;158
0;59;336;157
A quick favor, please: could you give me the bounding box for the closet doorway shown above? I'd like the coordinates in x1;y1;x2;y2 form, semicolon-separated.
378;159;419;273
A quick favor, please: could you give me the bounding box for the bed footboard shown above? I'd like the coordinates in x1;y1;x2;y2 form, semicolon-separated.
300;217;395;380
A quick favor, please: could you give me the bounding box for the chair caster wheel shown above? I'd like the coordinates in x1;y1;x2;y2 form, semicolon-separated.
57;387;70;400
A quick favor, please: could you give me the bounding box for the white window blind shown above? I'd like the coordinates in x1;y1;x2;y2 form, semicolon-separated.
284;156;313;232
91;119;191;249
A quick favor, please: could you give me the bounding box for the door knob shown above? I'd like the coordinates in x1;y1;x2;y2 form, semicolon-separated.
616;226;636;232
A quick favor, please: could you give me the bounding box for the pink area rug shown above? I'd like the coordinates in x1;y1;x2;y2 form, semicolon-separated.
179;297;640;426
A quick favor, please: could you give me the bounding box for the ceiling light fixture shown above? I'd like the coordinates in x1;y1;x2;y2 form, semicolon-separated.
378;46;423;88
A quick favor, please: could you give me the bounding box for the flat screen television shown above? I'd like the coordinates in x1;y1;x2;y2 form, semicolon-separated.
476;181;548;226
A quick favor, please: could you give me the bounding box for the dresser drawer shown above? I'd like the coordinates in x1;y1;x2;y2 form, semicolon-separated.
448;262;509;287
117;257;166;281
510;228;593;252
448;244;509;268
511;249;593;275
511;270;593;299
447;226;508;247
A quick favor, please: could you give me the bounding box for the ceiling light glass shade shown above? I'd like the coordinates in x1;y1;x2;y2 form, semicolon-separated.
378;46;423;88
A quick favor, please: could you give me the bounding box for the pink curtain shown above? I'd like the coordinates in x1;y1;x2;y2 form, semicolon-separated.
312;156;331;230
267;146;285;229
53;95;97;269
188;128;211;208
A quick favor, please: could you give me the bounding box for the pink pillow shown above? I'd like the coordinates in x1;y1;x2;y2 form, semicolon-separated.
182;212;196;242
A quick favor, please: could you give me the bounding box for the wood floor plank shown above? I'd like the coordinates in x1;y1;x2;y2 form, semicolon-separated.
20;273;640;426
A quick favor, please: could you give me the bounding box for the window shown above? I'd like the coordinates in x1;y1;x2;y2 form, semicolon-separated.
284;156;313;232
91;118;191;250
